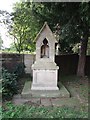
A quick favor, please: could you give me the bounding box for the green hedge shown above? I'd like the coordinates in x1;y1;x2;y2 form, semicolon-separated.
2;68;18;100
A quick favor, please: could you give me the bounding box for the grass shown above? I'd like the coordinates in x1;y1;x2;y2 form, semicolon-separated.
60;75;88;102
1;75;89;119
2;102;88;118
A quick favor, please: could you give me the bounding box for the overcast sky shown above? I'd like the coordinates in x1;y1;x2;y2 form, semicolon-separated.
0;0;19;48
0;0;89;48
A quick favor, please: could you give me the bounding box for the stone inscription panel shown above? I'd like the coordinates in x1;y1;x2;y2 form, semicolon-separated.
36;70;56;85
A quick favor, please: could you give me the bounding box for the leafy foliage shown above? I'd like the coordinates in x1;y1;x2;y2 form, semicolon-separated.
0;106;2;120
13;63;25;78
2;2;40;53
31;2;81;53
2;62;25;100
2;102;88;118
31;2;90;76
1;2;90;54
0;2;89;76
87;38;90;55
2;68;18;100
24;2;89;53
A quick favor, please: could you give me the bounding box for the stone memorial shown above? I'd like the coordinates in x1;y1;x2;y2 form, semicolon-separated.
31;22;59;90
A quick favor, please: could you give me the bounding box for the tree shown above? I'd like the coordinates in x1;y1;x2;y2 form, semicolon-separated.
31;2;90;77
0;3;40;53
87;38;90;55
1;2;90;76
0;34;3;50
1;2;80;53
77;3;90;77
10;2;41;53
32;2;81;53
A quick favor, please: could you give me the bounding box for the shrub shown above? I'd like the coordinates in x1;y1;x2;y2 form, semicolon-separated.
2;68;18;100
13;63;25;78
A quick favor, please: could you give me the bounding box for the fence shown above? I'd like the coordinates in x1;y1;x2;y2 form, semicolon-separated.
55;54;78;76
1;53;24;73
1;53;90;76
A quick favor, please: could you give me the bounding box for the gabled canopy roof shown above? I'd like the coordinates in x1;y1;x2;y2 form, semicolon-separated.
34;22;57;43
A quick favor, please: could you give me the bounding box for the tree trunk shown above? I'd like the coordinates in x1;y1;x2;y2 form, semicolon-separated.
77;31;88;77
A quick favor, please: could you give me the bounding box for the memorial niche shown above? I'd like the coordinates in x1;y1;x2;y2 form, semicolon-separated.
41;38;49;58
31;22;59;90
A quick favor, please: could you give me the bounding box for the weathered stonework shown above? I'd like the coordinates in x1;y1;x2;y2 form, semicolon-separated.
31;22;59;90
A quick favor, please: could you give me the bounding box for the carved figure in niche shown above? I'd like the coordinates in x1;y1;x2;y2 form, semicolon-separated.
41;38;49;58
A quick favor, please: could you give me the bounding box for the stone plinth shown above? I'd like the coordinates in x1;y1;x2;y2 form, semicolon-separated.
31;58;59;90
22;81;70;98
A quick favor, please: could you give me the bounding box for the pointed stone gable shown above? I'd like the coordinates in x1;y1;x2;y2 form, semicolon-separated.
35;22;57;43
35;22;57;61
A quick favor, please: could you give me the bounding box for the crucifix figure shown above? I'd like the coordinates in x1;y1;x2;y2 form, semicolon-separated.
41;38;49;58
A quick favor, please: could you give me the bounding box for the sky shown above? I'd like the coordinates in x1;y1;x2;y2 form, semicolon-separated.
0;0;19;48
0;0;89;48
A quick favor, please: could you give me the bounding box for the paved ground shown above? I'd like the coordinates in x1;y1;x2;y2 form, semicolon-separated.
12;76;88;108
12;94;86;108
21;81;70;98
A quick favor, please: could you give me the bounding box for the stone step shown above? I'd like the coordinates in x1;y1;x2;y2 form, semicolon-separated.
12;94;81;107
21;81;70;99
41;98;52;106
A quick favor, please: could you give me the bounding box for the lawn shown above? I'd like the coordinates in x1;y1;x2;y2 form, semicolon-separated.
60;75;88;103
1;75;89;119
2;102;88;118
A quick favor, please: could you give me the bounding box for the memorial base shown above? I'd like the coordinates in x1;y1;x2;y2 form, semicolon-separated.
31;69;59;90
